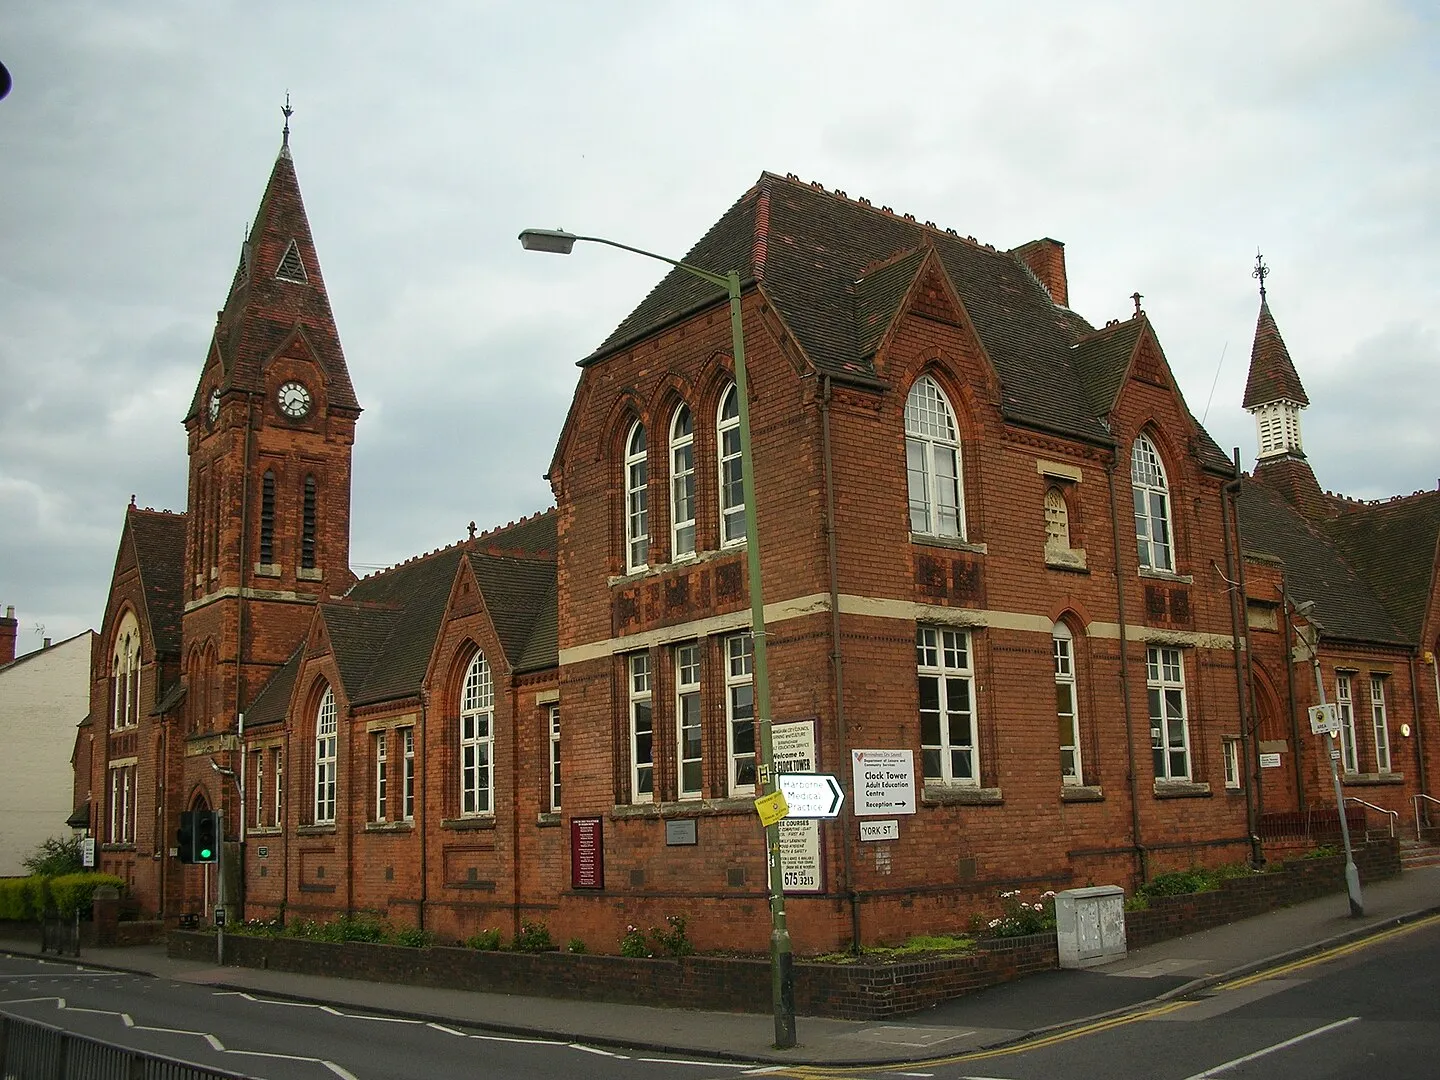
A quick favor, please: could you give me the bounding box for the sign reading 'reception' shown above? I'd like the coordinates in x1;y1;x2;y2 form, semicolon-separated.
570;816;604;889
851;749;917;815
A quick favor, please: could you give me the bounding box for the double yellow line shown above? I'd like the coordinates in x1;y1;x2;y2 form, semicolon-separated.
767;912;1440;1078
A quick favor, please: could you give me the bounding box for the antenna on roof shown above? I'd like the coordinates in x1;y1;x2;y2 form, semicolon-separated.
1200;341;1228;425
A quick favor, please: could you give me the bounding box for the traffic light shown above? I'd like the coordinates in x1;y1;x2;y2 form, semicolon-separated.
176;810;196;864
194;810;219;863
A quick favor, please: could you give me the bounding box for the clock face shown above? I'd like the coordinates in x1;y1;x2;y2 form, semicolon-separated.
208;388;221;423
277;381;312;418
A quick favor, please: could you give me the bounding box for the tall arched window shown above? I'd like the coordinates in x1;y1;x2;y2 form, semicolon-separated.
460;651;494;816
111;614;140;730
259;469;276;565
301;475;317;570
717;384;745;546
670;404;696;559
1131;433;1174;572
314;685;337;824
905;376;964;538
624;421;649;572
1053;622;1082;785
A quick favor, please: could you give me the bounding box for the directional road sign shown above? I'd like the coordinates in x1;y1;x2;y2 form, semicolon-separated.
777;773;845;819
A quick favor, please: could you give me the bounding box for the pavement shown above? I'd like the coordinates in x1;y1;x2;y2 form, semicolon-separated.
3;865;1439;1067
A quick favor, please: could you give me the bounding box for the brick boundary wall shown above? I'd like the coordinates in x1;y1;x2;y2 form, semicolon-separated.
167;840;1400;1020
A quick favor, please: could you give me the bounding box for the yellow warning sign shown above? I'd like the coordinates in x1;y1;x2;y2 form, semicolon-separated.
754;789;789;828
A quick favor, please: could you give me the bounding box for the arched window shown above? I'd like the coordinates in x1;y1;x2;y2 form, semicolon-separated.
670;404;696;559
905;376;964;538
624;422;649;572
301;475;317;570
1131;433;1174;572
314;685;337;824
111;615;140;730
460;651;494;816
717;384;745;546
1053;623;1082;785
1044;487;1070;550
260;469;276;565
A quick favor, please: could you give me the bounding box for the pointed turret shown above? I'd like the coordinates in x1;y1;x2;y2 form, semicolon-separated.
1243;253;1326;518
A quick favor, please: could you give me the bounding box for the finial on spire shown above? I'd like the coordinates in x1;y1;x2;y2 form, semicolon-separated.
1253;248;1269;300
281;92;294;151
1131;291;1143;317
467;521;478;540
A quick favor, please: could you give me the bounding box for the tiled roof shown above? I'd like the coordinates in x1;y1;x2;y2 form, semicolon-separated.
1242;301;1309;409
586;173;1112;444
244;649;301;729
1322;491;1440;645
1071;318;1144;419
1238;479;1406;645
126;508;187;657
467;552;557;674
853;247;930;361
186;144;359;423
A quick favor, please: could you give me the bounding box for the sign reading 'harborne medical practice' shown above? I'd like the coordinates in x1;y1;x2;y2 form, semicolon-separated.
851;749;916;815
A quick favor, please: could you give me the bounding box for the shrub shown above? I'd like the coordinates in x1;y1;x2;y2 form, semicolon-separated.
48;873;125;918
1303;844;1340;860
465;928;503;951
228;918;284;937
22;836;84;877
985;889;1057;938
390;925;436;948
648;914;692;957
512;920;555;953
566;937;587;954
0;876;49;921
1136;862;1260;902
619;924;651;958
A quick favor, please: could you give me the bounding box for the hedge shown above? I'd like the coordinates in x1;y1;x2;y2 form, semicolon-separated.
0;873;126;920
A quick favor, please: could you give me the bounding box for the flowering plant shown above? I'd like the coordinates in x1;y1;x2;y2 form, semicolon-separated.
984;889;1057;938
619;923;651;957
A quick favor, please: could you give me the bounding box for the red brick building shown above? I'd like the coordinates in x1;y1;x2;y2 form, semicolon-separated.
75;140;1440;955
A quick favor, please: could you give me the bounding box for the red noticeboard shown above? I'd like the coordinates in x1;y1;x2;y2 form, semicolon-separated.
570;816;604;890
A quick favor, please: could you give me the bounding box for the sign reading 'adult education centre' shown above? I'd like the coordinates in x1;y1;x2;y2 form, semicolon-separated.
851;749;916;815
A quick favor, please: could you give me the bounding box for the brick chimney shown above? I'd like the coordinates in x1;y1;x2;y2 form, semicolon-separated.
1011;237;1068;308
0;606;17;665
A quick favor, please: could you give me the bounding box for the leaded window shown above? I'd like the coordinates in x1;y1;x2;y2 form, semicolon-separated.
624;421;649;572
460;653;494;815
718;385;746;546
917;626;977;783
1054;623;1082;785
629;652;653;802
1147;647;1190;780
1131;434;1174;572
314;686;337;824
905;376;964;537
726;634;756;793
676;643;702;798
670;404;696;559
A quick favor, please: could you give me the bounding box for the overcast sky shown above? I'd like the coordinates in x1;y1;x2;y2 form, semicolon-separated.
2;1;1436;657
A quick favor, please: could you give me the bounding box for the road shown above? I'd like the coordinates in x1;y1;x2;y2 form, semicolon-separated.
0;954;758;1079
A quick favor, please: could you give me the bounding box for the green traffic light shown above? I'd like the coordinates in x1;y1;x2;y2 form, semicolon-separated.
199;848;212;859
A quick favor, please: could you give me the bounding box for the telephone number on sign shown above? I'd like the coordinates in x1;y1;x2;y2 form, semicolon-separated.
784;872;817;888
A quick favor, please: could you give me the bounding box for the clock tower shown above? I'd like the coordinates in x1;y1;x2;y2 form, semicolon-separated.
181;115;361;737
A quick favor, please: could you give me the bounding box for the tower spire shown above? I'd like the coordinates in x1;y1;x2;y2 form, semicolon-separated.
281;92;293;157
1253;248;1268;301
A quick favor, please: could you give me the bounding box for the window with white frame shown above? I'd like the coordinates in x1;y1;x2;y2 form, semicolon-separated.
401;728;415;820
460;652;494;815
624;421;649;572
548;706;561;813
1370;675;1391;773
1336;674;1358;774
676;642;703;798
314;686;337;824
1053;623;1082;785
629;652;654;802
1147;647;1190;780
726;634;756;793
108;762;135;844
905;376;964;538
253;750;265;828
718;384;746;546
1222;738;1241;789
917;626;977;783
1131;434;1175;572
670;404;696;559
272;746;284;828
375;730;389;821
111;617;141;730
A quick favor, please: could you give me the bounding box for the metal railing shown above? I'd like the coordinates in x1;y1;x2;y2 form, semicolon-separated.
1344;796;1398;840
0;1010;260;1080
1415;793;1440;841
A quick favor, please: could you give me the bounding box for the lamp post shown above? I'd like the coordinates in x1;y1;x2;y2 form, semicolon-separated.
519;229;796;1048
1293;602;1363;917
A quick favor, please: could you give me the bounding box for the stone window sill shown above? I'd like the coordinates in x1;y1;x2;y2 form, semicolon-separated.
536;812;561;827
1342;772;1404;786
910;534;988;555
364;821;414;834
296;824;336;836
922;783;1002;806
611;797;753;820
442;816;497;831
1045;548;1089;573
1061;784;1104;803
247;827;283;837
297;567;323;582
1139;567;1193;584
607;545;743;587
253;563;281;578
1154;780;1211;798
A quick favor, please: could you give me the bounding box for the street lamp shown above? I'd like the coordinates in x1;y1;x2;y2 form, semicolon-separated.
1292;601;1363;917
520;228;797;1048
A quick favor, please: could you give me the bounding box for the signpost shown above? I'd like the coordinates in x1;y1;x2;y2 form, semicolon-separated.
1309;703;1340;736
776;774;844;818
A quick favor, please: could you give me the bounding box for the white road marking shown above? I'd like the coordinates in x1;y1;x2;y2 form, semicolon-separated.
1180;1016;1361;1079
570;1042;626;1056
635;1057;753;1068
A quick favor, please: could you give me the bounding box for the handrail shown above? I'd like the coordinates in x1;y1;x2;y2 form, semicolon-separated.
1415;793;1440;839
1344;796;1398;839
